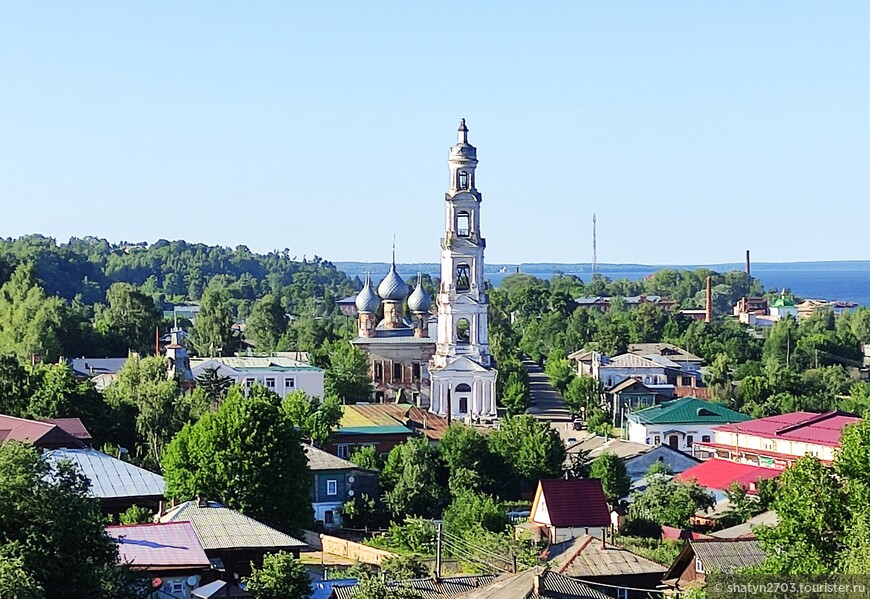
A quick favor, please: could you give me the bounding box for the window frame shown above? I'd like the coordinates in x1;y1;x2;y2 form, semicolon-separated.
326;479;338;496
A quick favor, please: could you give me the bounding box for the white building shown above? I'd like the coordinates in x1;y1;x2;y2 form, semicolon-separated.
626;397;750;452
429;120;498;421
190;355;325;399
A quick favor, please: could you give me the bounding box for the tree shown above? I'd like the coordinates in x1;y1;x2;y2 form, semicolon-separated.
544;351;574;393
246;294;288;353
118;505;154;525
104;356;188;468
0;442;145;599
0;354;33;417
0;263;66;362
381;437;448;519
162;385;312;533
439;425;499;496
352;572;422;599
589;452;630;504
191;286;234;356
380;555;429;581
564;376;604;418
244;551;311;599
488;415;565;482
194;366;232;405
627;472;714;529
756;457;847;574
324;342;372;404
443;491;509;537
95;283;161;355
282;391;343;446
349;445;383;472
499;370;531;416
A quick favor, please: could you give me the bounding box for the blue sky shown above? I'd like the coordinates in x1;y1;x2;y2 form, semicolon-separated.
1;2;868;264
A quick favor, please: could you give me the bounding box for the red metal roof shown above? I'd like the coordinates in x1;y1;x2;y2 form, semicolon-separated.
107;522;210;571
661;525;714;541
693;441;833;466
676;459;781;492
0;414;84;448
535;479;611;528
713;410;860;447
42;418;92;441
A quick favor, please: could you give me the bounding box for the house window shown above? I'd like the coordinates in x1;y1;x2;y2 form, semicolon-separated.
695;557;705;574
337;445;350;459
325;510;334;525
284;378;296;389
686;435;694;447
393;362;402;382
654;436;661;445
327;480;337;496
702;435;711;442
456;263;471;292
412;362;421;381
459;397;468;413
245;378;255;388
265;377;276;389
374;363;383;382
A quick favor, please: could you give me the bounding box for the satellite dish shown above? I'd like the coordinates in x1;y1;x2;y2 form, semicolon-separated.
348;476;355;484
348;490;355;497
186;576;199;587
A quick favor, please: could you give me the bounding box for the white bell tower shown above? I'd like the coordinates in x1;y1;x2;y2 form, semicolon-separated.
430;120;497;421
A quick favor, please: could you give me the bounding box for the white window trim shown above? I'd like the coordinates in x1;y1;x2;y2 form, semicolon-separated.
326;479;337;496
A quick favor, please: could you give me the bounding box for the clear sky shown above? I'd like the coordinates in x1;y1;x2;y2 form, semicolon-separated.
2;2;869;265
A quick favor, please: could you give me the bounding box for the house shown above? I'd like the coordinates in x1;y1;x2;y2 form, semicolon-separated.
530;479;611;544
452;568;610;599
626;343;703;373
325;403;451;458
626;397;750;453
797;299;856;320
159;499;306;578
676;458;781;494
733;296;769;317
596;354;670;390
107;522;212;599
693;410;861;468
663;539;766;590
567;349;598;377
565;434;700;483
553;534;667;599
44;448;165;514
69;357;129;378
305;444;378;528
0;414;87;450
189;355;325;399
768;292;798;319
607;379;669;415
710;510;778;540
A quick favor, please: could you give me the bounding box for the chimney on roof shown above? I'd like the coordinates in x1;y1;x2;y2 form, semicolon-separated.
745;250;751;278
197;494;208;508
705;276;713;323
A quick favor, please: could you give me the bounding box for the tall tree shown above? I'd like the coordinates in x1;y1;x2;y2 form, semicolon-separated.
191;287;234;357
194;366;232;405
0;442;145;599
243;551;311;599
162;385;312;533
0;354;33;417
627;472;714;529
282;390;343;447
324;341;372;404
488;414;565;483
95;282;162;355
245;294;288;352
439;424;500;496
381;437;448;520
0;263;65;362
589;452;631;504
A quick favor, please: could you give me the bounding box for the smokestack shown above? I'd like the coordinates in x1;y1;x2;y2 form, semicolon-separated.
705;276;713;323
745;250;751;278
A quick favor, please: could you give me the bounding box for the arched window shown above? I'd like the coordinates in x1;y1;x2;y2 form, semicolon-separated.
456;383;472;393
456;263;471;292
456;211;470;237
456;318;470;343
458;170;469;189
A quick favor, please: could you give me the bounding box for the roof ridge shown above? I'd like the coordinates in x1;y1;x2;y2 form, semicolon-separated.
557;535;594;574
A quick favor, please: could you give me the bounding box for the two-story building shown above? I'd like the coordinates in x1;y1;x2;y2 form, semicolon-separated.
190;354;324;399
693;409;861;468
626;397;750;452
304;444;378;528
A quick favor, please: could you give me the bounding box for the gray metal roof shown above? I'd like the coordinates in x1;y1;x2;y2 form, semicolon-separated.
159;500;306;551
44;448;164;499
690;539;766;573
304;444;363;472
68;357;128;376
556;535;666;578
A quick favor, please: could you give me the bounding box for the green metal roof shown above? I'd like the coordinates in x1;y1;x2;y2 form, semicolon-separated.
335;425;413;436
628;397;750;425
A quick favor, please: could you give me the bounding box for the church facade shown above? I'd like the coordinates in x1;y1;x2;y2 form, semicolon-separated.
351;120;497;420
429;120;498;421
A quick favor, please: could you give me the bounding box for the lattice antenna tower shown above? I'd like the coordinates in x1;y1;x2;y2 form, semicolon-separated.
592;213;598;275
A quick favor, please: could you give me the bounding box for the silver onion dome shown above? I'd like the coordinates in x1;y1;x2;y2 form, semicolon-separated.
377;263;408;302
355;275;380;313
407;274;432;313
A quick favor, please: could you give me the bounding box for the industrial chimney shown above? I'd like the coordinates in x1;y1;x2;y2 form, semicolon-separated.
705;276;713;323
745;250;751;278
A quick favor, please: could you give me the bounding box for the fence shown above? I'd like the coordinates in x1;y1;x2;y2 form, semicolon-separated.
303;530;396;566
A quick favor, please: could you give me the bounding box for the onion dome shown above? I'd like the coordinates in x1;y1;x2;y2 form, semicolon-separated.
355;275;380;313
377;262;408;301
408;274;432;313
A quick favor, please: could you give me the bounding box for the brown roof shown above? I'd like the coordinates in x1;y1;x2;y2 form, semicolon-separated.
0;415;84;449
42;418;92;442
341;403;449;442
533;479;611;528
556;535;667;577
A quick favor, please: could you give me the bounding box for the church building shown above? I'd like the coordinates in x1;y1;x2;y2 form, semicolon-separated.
351;120;498;420
429;120;498;421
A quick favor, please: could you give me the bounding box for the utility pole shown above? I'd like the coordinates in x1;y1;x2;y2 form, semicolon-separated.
435;522;443;581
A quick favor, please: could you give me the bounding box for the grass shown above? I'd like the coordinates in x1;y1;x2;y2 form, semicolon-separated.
614;535;683;566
